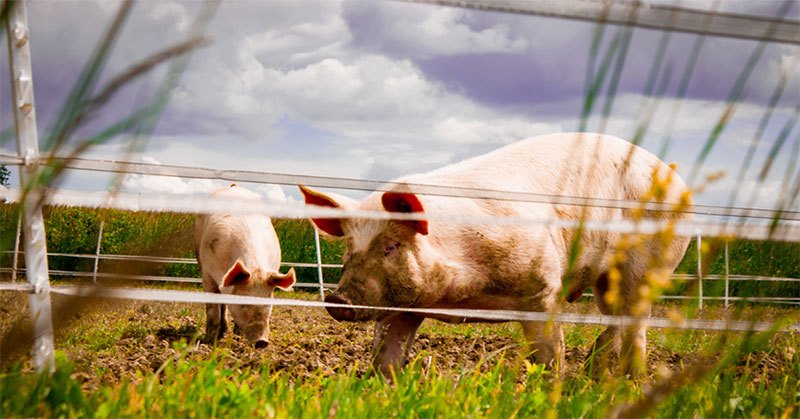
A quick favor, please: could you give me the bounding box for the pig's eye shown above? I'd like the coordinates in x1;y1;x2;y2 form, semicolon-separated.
383;242;401;256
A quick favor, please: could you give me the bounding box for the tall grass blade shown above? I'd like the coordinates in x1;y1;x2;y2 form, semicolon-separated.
597;21;637;134
725;57;798;209
687;0;795;186
656;0;717;159
105;0;220;195
756;104;800;182
42;0;133;153
629;6;676;147
579;2;612;133
85;37;209;119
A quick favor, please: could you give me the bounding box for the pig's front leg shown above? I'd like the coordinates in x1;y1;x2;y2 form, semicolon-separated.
521;320;564;371
202;275;227;342
521;248;565;372
372;313;424;376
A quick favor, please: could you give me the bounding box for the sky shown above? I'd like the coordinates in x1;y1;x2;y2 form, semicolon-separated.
1;0;799;213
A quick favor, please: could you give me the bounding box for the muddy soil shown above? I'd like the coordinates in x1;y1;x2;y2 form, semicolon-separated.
0;289;796;391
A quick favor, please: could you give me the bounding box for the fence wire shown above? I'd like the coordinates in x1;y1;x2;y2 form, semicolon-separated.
2;186;799;243
2;154;798;222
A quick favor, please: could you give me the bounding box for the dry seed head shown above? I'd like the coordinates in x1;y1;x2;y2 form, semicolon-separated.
705;170;726;183
660;247;675;263
612;250;628;265
631;206;644;220
633;299;650;316
637;283;653;302
646;268;672;289
667;308;685;325
652;183;667;202
659;222;676;246
678;190;692;207
548;380;562;405
605;266;622;308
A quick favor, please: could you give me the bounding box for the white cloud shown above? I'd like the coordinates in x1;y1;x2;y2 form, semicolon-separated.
255;184;294;204
243;11;350;68
121;156;290;204
342;1;528;58
9;0;796;213
432;117;560;145
149;2;191;32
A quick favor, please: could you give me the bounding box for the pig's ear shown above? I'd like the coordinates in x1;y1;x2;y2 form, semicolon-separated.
299;185;345;237
381;192;428;236
269;267;296;291
223;259;251;287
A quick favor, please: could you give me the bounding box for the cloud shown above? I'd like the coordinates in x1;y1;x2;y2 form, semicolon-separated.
149;2;191;32
2;0;796;213
432;117;560;145
120;155;291;203
121;156;220;195
342;0;527;59
256;184;295;204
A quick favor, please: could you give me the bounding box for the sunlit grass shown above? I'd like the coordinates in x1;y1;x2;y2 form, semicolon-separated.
2;328;798;418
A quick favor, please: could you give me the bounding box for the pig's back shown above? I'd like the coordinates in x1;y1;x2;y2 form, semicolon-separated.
195;185;282;275
400;132;687;216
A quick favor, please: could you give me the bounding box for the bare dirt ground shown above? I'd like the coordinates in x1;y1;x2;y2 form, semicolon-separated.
1;288;796;391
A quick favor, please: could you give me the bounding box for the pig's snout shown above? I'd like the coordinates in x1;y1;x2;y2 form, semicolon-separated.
254;339;269;349
325;293;356;322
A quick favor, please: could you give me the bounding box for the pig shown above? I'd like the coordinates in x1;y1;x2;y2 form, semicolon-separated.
300;132;691;376
194;184;296;348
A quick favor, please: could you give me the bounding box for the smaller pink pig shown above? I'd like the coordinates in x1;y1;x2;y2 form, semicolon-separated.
194;184;296;348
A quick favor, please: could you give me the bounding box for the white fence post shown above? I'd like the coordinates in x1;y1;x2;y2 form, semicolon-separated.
314;228;325;299
6;0;55;372
724;240;729;308
11;214;22;282
92;220;104;283
697;232;703;310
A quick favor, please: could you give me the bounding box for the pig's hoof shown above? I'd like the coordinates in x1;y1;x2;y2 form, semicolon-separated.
254;339;269;349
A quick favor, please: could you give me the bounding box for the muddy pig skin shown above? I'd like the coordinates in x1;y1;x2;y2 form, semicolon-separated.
194;184;296;348
300;133;691;376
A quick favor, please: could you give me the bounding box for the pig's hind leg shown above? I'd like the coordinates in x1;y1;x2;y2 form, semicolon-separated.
202;275;227;343
587;272;621;378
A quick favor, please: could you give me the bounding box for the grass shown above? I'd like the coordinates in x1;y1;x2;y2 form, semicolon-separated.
2;322;798;418
1;289;797;418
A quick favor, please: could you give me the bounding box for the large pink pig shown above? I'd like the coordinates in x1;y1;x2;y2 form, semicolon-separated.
301;133;691;375
195;184;296;348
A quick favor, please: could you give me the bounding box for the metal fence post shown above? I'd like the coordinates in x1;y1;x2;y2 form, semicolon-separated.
314;228;325;299
11;214;22;282
6;0;55;372
697;232;703;310
92;220;104;283
724;240;729;308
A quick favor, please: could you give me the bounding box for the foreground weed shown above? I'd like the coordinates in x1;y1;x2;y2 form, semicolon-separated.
0;352;89;417
2;338;799;418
